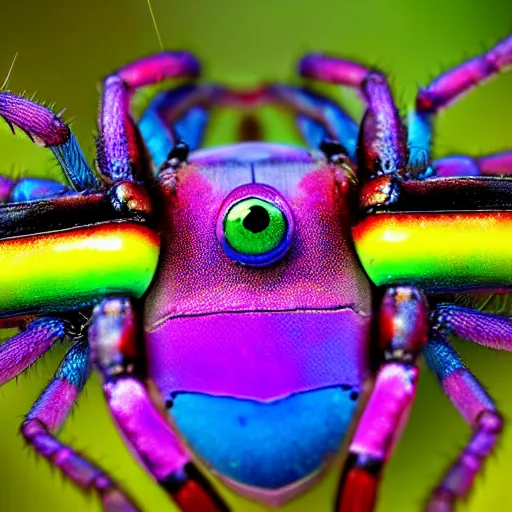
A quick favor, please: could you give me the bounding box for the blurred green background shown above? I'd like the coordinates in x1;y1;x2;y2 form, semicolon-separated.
1;0;512;511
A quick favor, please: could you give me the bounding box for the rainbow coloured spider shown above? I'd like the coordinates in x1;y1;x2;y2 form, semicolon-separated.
0;34;511;512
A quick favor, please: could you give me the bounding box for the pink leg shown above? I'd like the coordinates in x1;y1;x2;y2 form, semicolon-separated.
416;34;512;113
433;151;512;177
89;297;230;512
424;335;502;511
97;53;200;183
299;54;407;180
337;287;428;512
432;303;512;351
0;317;66;385
21;341;139;511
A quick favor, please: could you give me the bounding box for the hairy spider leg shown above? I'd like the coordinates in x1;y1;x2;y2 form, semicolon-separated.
138;81;358;170
89;297;230;512
424;334;503;510
299;54;407;180
19;340;140;511
337;287;427;512
408;34;512;175
0;317;67;385
98;52;200;183
432;303;512;350
0;92;99;190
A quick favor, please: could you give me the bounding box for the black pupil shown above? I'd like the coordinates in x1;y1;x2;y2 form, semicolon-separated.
242;205;270;234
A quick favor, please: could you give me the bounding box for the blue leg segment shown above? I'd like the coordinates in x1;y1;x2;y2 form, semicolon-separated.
139;82;359;166
51;133;100;190
424;334;503;510
9;178;72;202
407;110;433;176
139;84;210;170
270;86;358;159
18;340;140;511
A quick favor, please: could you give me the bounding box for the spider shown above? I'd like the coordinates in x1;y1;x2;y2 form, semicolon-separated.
0;33;511;512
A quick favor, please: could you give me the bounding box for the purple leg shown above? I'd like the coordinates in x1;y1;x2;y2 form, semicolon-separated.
0;92;98;190
433;151;512;177
97;52;200;183
424;334;502;511
416;35;512;114
337;287;428;512
299;54;407;180
89;297;230;512
0;317;66;385
432;303;512;351
20;341;139;511
409;35;512;174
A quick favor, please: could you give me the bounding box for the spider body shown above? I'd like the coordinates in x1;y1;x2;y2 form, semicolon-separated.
145;142;371;501
0;36;511;512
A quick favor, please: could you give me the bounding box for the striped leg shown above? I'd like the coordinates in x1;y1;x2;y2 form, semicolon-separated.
89;297;230;512
337;287;428;512
424;335;502;511
20;341;139;511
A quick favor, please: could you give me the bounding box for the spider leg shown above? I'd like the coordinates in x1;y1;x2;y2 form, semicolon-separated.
432;150;512;177
424;334;503;511
0;92;99;190
0;176;73;202
416;35;512;115
20;340;139;511
266;85;358;159
409;34;512;172
98;52;200;183
432;303;512;351
219;84;359;157
0;317;67;384
139;83;214;168
337;287;428;512
139;80;358;170
89;297;230;512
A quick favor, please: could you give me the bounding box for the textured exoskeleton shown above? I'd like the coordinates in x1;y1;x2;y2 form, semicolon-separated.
0;34;511;512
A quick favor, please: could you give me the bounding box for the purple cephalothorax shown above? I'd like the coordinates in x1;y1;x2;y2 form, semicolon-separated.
0;34;511;512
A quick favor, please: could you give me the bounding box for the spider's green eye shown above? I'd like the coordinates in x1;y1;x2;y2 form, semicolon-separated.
216;184;295;268
224;198;286;255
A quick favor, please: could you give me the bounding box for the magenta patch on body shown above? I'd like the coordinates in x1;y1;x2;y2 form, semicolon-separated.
145;142;372;402
147;309;370;401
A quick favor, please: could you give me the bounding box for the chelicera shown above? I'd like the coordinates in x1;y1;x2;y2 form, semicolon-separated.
0;34;511;512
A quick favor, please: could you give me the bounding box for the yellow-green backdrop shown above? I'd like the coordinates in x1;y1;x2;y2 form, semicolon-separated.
1;0;512;511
